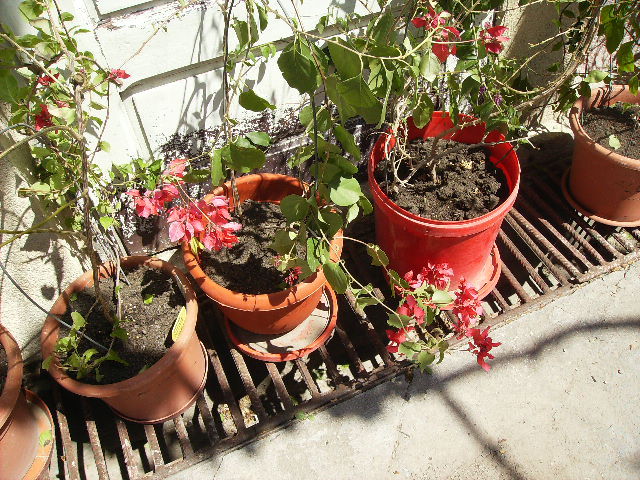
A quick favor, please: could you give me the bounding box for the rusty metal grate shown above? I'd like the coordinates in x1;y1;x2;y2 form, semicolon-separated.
34;139;640;479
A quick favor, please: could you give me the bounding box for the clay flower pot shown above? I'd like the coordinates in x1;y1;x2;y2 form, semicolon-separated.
564;85;640;226
182;173;343;335
368;113;521;298
41;256;208;424
1;325;53;479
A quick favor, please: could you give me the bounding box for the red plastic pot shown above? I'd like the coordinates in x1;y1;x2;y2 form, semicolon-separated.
564;85;640;226
0;326;53;479
41;256;208;424
368;113;520;296
183;173;343;335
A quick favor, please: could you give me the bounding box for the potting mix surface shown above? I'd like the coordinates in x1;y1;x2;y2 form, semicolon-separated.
582;105;640;158
59;265;182;384
200;199;303;295
374;139;509;221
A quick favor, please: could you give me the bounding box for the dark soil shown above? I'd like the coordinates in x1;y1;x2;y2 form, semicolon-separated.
200;200;299;294
582;104;640;158
374;139;509;221
0;345;7;393
59;265;183;384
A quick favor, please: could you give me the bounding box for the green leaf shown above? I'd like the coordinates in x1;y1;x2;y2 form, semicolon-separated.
413;93;435;129
616;41;635;73
29;182;51;195
229;142;266;172
257;3;268;30
182;169;211;183
111;327;128;340
419;50;440;82
42;355;53;371
280;194;309;222
387;313;412;329
359;195;373;215
104;350;128;365
329;177;362;206
210;148;225;187
320;210;343;238
608;134;621;150
630;75;639;96
584;70;608;83
306;237;322;272
270;229;296;254
328;39;362;79
99;216;114;230
327;74;383;125
143;293;154;304
82;348;99;361
425;307;436;325
233;20;249;48
368;11;395;44
603;19;625;54
239;89;276;112
245;131;271;146
416;351;436;371
322;261;348;294
300;105;331;132
39;429;53;447
366;243;389;266
172;306;187;342
356;297;379;309
0;72;21;103
398;342;420;357
431;290;454;306
71;311;86;329
333;125;361;161
99;141;111;152
346;203;359;224
277;40;320;94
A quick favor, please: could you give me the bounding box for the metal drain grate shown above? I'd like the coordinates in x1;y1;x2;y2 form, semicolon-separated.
36;141;640;480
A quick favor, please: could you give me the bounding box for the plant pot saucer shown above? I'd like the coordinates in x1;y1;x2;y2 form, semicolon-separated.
472;244;501;301
23;389;55;480
111;341;209;424
562;169;640;227
224;287;338;362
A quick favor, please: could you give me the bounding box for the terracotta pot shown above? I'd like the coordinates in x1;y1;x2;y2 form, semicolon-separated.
41;256;208;424
368;114;520;297
565;85;640;226
182;173;343;335
0;326;43;479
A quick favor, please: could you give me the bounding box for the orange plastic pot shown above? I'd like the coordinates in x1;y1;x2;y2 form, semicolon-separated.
182;173;343;335
564;85;640;226
368;113;520;296
0;326;43;479
41;256;208;424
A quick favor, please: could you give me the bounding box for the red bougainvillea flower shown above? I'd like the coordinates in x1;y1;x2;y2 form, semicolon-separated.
163;158;188;178
479;24;510;54
34;104;53;131
108;68;131;85
37;73;59;86
403;263;453;291
386;326;415;353
451;278;483;338
397;294;426;324
467;327;501;371
285;266;303;286
432;26;461;62
411;7;447;29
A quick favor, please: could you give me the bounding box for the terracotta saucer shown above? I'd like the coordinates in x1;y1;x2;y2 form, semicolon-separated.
23;390;55;480
475;244;502;301
225;287;338;362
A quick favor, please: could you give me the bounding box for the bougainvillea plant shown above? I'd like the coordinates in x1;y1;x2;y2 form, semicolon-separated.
385;264;500;372
125;158;242;254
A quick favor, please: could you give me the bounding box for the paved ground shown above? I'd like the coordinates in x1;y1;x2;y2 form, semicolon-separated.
168;260;640;480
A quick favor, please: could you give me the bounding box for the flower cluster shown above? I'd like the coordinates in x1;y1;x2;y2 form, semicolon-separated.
412;8;509;63
386;264;500;371
126;159;241;252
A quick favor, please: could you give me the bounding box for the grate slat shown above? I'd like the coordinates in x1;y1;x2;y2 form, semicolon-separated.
498;230;551;293
173;415;195;459
333;325;367;378
294;359;321;397
52;385;81;480
317;345;344;383
265;362;295;410
143;424;164;470
115;419;140;480
229;348;269;422
195;393;219;445
81;398;111;480
501;262;531;303
206;348;247;433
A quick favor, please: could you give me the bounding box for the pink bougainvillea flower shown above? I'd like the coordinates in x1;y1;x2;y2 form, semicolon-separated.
34;104;53;131
432;26;461;62
285;266;303;286
412;7;447;30
54;100;70;108
424;263;454;290
467;327;501;371
479;25;510;54
397;294;426;324
163;158;188;178
108;68;131;85
385;326;414;354
37;73;59;86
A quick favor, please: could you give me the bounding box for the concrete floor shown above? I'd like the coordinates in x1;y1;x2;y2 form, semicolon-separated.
168;260;640;480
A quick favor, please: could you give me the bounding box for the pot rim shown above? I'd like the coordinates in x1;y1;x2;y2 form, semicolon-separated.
0;325;23;430
569;84;640;169
40;256;199;398
368;112;521;232
182;173;343;312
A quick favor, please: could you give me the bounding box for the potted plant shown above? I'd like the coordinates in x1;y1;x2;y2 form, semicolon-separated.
561;2;640;225
0;325;54;479
0;1;208;423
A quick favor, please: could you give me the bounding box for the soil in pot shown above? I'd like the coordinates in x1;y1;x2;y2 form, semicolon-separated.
374;139;509;221
200;199;303;295
57;265;182;384
581;105;640;158
0;344;6;393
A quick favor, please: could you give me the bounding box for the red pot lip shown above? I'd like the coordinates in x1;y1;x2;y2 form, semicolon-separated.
569;84;640;168
40;256;199;398
181;173;344;312
368;113;521;232
0;325;23;429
